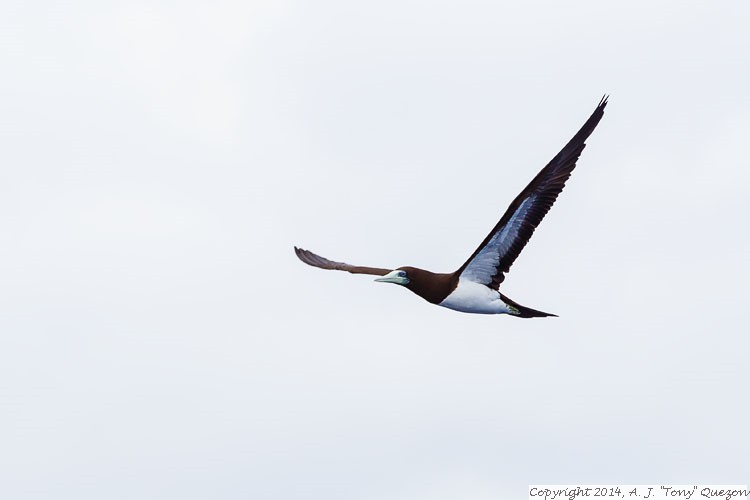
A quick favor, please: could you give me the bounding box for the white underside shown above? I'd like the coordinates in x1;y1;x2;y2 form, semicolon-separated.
438;278;513;315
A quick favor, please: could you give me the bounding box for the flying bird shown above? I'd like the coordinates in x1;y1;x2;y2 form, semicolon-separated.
295;97;608;317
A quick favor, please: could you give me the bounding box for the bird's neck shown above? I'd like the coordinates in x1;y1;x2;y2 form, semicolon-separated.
405;269;459;304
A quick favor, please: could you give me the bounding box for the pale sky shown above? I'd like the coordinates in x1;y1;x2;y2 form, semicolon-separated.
1;1;748;499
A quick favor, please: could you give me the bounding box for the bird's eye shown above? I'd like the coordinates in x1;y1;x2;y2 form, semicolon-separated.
399;271;406;277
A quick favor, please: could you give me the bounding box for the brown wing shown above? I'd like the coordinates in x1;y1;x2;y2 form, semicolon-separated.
456;96;608;289
294;247;391;276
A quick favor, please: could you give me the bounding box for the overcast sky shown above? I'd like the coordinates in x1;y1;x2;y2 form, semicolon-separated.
1;1;749;499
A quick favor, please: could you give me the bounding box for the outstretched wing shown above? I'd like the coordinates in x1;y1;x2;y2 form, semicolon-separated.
456;96;608;289
294;247;391;276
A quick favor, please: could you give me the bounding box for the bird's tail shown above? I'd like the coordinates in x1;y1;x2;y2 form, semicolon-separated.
500;293;558;318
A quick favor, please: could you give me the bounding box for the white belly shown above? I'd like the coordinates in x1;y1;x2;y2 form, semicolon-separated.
438;279;512;315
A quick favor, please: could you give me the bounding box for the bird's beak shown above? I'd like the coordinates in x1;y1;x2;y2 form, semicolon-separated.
374;270;409;285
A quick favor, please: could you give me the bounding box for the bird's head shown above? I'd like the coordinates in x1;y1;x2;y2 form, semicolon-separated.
374;267;412;286
374;266;455;305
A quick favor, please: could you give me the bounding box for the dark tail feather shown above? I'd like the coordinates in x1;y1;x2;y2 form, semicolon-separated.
500;293;558;319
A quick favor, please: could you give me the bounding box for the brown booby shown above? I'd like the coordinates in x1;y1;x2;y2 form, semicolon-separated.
295;97;607;317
